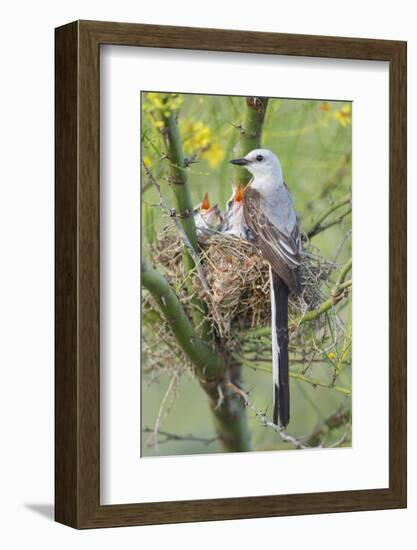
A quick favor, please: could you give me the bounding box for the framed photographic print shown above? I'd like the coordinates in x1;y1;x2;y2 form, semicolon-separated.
55;20;406;528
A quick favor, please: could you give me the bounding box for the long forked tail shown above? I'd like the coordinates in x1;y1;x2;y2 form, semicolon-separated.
269;267;290;427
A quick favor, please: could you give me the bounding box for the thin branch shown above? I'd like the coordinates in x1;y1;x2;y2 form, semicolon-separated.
289;371;351;396
142;161;211;295
226;382;309;449
328;428;349;448
239;283;351;338
228;383;350;448
240;258;352;340
292;279;351;327
305;195;351;239
142;427;218;446
141;261;225;380
332;229;352;262
335;257;352;286
305;405;351;447
232;354;351;396
151;366;181;455
308;207;351;238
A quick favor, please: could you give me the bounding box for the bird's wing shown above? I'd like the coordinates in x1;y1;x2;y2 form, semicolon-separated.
244;187;301;294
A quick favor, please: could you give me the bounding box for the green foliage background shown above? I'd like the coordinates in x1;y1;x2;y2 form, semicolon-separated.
141;93;352;456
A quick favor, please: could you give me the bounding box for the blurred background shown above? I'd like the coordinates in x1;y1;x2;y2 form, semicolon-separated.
141;93;352;457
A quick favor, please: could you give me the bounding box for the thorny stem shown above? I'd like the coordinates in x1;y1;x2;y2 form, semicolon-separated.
161;110;199;253
227;382;309;449
142;261;223;380
142;161;211;295
142;261;252;452
228;383;349;448
158;104;211;337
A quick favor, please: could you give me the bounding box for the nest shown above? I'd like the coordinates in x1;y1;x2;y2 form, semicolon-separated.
152;225;337;341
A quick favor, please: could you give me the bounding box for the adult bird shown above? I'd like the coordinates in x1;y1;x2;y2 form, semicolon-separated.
230;149;301;427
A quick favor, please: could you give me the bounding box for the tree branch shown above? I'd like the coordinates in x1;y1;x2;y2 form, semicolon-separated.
161;109;199;254
335;257;352;286
142;427;218;446
240;258;352;339
142;261;224;380
307;208;351;238
153;98;212;336
305;194;351;239
228;383;350;448
227;382;309;448
289;371;351;396
235;97;269;186
231;354;351;396
291;279;351;327
143;94;258;453
305;406;350;447
142;261;253;452
142;161;211;295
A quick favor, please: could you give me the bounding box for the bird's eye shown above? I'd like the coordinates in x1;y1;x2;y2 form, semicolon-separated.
256;154;264;162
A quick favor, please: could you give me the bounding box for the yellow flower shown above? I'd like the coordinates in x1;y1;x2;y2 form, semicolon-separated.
320;102;331;112
154;120;165;129
327;351;335;360
182;121;212;152
143;92;184;118
143;156;152;168
167;94;184;112
202;142;225;168
333;104;352;127
147;92;164;109
180;120;225;167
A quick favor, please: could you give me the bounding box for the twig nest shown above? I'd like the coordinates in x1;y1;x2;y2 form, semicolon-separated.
152;225;337;340
199;235;270;337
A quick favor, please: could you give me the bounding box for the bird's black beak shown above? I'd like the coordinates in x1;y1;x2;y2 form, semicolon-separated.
230;158;249;166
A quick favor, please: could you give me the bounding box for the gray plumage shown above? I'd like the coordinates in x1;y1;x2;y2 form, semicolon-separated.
244;185;301;295
230;148;301;427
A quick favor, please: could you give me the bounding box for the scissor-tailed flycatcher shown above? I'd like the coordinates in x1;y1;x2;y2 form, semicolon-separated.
221;184;252;240
230;149;301;427
193;192;222;243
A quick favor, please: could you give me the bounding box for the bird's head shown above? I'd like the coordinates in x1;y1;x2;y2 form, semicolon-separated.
225;183;244;213
230;148;282;180
196;192;222;226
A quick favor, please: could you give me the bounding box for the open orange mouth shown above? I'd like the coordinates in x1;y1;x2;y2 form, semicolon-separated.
200;191;211;211
234;183;244;204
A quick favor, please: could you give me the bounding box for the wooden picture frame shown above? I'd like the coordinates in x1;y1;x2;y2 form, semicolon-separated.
55;20;407;529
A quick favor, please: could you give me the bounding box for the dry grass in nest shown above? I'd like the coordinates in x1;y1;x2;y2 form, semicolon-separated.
151;225;337;341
